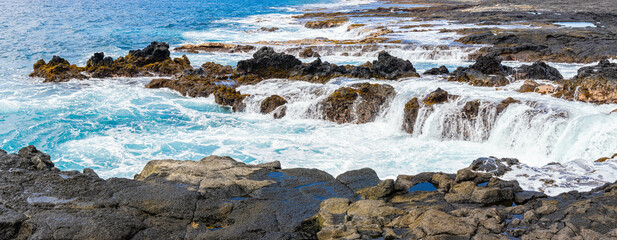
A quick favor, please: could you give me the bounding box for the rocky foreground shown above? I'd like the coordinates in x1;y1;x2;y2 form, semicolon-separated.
2;146;617;239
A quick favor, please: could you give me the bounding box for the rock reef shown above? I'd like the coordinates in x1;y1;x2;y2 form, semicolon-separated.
31;42;192;82
3;146;617;239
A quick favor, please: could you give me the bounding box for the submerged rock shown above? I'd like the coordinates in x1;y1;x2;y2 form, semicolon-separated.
29;56;87;82
214;86;248;112
304;17;348;29
423;65;450;75
174;42;255;53
318;83;395;124
260;95;287;119
299;48;321;58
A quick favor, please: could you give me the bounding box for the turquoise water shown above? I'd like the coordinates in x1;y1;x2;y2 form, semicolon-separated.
0;0;337;175
1;0;616;192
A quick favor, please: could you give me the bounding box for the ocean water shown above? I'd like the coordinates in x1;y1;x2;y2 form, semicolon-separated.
1;0;616;194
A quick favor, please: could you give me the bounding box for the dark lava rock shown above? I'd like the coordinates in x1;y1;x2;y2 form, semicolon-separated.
128;41;171;64
318;83;395;124
469;54;512;75
260;95;287;118
236;47;303;79
214;86;248;112
448;54;512;87
29;56;87;82
4;145;617;240
358;51;420;79
424;65;450;75
0;146;357;240
336;168;381;192
470;157;520;176
516;61;563;80
291;58;348;83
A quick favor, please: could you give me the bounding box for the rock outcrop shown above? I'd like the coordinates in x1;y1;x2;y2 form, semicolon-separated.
317;83;395;124
349;51;420;80
423;65;450;75
29;56;87;82
554;60;617;103
3;146;617;239
0;146;355;240
448;54;513;87
515;61;563;81
402;88;523;140
260;95;288;119
31;42;192;82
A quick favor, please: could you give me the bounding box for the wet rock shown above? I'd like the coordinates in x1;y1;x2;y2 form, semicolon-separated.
236;47;303;81
174;42;255;53
291;58;348;83
4;144;617;239
318;83;395;124
128;41;170;64
448;55;512;87
402;97;420;134
555;59;617;103
201;62;233;78
259;27;279;32
146;76;218;98
29;56;87;82
461;28;617;64
305;17;348;29
299;48;321;58
362;51;419;79
357;179;395;200
518;80;556;94
424;65;450;75
423;87;452;105
214;86;248;112
519;80;540;93
0;145;54;171
260;95;287;118
470;157;520;176
336;168;381;192
516;61;563;81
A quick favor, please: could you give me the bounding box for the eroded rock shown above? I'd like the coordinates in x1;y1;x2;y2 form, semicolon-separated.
317;83;395;124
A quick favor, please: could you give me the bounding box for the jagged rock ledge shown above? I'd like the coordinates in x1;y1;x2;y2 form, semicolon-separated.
2;146;617;239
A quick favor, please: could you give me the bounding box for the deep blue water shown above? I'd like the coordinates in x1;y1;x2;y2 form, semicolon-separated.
0;0;328;75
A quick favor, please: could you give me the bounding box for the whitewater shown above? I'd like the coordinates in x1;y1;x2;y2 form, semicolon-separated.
0;0;616;195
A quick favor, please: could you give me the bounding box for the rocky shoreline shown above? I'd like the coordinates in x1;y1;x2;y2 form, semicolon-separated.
2;146;617;239
14;0;617;239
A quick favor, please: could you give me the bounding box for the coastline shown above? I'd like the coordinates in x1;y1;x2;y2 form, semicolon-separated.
3;145;617;239
3;0;617;238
